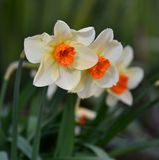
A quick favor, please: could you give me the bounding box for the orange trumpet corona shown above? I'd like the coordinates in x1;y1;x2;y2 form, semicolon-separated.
111;73;128;94
89;56;110;79
53;43;76;67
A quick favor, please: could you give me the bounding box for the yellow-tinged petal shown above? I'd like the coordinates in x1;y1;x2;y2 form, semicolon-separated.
33;54;59;87
72;46;98;70
103;40;123;63
117;45;134;68
110;90;133;106
54;20;72;41
106;94;118;107
24;33;52;63
77;77;103;99
90;29;114;53
95;64;119;88
127;67;144;89
72;27;95;45
55;66;81;90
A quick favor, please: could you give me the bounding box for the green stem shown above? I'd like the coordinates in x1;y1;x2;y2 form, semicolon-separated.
0;80;8;114
32;88;47;160
11;52;24;160
0;61;37;115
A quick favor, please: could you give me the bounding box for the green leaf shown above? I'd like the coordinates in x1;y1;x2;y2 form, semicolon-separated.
17;136;41;160
84;143;115;160
49;157;104;160
32;88;47;160
54;94;77;157
110;139;159;157
0;151;8;160
11;52;24;160
97;97;159;146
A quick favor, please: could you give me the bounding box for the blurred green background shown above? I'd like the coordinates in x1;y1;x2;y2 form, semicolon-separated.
1;0;159;80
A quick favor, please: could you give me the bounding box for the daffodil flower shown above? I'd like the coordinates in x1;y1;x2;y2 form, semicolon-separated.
106;46;144;106
74;29;123;98
24;20;98;90
75;107;96;125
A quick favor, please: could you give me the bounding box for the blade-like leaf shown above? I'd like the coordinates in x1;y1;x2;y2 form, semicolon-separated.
49;157;103;160
32;88;47;160
11;52;24;160
110;139;159;157
54;94;77;157
17;136;41;160
84;143;115;160
97;97;159;145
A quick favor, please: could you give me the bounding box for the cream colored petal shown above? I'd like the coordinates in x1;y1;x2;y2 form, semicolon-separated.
76;107;96;120
33;54;59;87
106;94;118;107
54;20;72;41
47;84;58;100
127;67;144;89
111;90;133;106
55;67;81;90
70;73;86;93
103;40;123;63
24;33;52;63
95;64;119;88
117;45;134;67
90;29;114;52
77;77;102;99
72;27;95;45
72;46;98;70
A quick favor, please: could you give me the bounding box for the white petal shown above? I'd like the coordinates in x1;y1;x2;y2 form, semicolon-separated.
33;54;59;87
24;33;52;63
54;20;72;40
77;77;102;99
55;67;81;90
111;90;133;106
95;64;119;88
90;29;114;52
72;27;95;45
106;94;118;107
76;107;96;120
117;45;134;67
70;73;86;93
47;84;58;100
73;46;98;70
127;67;144;89
103;40;123;63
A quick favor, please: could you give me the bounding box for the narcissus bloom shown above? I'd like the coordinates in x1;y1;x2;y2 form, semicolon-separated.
24;20;98;90
106;46;144;106
74;29;123;98
76;107;96;125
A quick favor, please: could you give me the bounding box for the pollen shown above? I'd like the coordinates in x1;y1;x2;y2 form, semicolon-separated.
53;43;76;67
89;56;110;79
111;73;128;94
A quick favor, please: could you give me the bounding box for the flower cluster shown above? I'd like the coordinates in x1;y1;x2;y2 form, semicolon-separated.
24;20;144;106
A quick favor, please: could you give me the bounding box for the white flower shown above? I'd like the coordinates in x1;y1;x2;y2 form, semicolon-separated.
106;46;144;106
75;107;96;125
24;20;98;90
74;29;123;98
